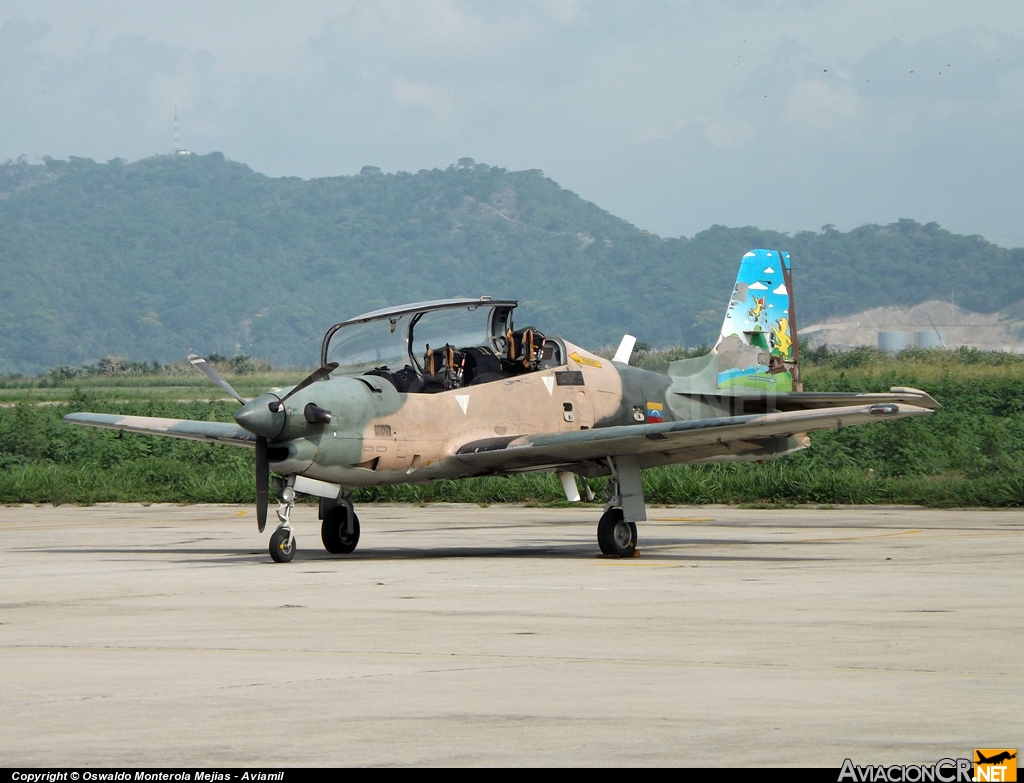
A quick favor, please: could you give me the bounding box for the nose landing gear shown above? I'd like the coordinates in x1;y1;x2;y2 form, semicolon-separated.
269;484;297;563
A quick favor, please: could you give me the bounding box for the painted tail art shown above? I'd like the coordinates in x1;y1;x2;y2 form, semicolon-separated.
714;249;801;392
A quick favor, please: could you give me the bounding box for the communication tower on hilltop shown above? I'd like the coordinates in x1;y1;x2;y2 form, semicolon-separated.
173;99;191;156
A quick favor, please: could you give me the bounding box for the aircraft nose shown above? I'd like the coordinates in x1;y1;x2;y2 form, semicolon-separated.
234;393;286;440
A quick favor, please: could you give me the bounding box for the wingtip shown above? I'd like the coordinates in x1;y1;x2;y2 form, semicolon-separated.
889;386;942;409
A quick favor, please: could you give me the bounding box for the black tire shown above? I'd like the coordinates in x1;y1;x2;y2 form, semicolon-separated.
597;508;637;557
321;506;360;554
321;509;343;553
269;527;295;563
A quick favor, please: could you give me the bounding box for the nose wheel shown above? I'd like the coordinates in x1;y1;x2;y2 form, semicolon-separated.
269;485;297;563
269;526;295;562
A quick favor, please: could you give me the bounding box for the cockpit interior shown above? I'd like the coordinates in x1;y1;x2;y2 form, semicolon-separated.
321;298;566;394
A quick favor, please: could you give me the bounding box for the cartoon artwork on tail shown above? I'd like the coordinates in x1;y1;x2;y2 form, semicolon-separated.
715;249;800;392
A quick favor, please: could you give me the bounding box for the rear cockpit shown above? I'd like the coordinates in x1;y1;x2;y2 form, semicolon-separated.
321;298;565;393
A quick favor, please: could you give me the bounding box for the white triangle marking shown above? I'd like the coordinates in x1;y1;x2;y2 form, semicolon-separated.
455;394;470;414
542;376;554;395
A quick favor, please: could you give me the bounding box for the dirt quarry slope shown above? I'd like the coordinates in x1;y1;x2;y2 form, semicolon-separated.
801;300;1024;352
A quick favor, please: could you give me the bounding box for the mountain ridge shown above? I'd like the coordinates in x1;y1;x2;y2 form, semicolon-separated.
1;153;1021;373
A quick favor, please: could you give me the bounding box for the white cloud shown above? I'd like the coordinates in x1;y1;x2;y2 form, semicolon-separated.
704;118;756;149
2;2;1023;243
785;79;863;131
390;76;451;117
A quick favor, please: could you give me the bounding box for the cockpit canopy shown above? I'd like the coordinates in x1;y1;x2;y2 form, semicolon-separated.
321;297;564;393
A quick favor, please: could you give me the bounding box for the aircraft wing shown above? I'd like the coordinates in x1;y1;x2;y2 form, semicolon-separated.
454;403;934;473
64;412;256;448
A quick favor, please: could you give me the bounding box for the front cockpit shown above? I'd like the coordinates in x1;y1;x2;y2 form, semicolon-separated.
320;298;565;393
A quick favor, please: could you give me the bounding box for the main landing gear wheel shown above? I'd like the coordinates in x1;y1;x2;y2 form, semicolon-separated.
597;507;637;557
321;506;360;554
269;527;295;563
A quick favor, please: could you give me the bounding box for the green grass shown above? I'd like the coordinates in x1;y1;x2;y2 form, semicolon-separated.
0;459;255;505
4;460;1021;508
0;369;309;402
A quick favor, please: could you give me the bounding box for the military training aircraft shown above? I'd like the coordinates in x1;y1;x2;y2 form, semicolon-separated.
65;249;940;562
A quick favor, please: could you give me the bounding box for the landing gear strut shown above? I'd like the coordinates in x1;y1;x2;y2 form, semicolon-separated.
597;455;645;557
269;484;297;563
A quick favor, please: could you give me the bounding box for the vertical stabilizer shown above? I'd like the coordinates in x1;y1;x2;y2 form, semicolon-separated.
714;249;801;391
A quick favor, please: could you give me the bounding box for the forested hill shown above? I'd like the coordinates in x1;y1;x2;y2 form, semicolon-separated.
1;153;1021;373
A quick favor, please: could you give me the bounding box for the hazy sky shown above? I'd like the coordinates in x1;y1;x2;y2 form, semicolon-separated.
2;1;1023;245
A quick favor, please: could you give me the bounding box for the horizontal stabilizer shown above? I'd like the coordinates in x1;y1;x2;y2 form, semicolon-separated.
672;386;940;415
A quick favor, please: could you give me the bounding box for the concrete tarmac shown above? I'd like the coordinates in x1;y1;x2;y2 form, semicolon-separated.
1;503;1021;767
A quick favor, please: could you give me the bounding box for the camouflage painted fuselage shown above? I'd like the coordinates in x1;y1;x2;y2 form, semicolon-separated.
254;338;808;490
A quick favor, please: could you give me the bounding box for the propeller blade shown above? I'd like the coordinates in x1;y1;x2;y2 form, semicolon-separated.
255;436;269;533
269;362;339;412
187;354;249;405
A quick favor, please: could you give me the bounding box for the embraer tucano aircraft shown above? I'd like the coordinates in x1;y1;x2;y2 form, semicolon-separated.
66;250;939;562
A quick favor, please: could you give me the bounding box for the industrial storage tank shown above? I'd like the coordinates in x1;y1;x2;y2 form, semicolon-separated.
879;331;913;352
916;331;945;348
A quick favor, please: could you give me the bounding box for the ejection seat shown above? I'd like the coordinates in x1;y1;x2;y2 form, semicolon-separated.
504;327;546;374
420;343;457;392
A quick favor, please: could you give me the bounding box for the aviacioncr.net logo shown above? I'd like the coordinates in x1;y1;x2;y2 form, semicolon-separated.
839;758;973;782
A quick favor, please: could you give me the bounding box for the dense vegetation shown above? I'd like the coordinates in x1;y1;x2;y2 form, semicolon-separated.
2;154;1022;374
2;347;1022;507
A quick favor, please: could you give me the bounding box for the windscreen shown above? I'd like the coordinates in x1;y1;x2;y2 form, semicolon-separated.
325;316;410;376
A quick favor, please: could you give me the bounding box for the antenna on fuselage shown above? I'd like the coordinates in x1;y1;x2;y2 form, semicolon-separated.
612;335;637;365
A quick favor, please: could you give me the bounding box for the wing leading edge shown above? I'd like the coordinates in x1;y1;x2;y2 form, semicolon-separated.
454;403;934;473
63;412;256;448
